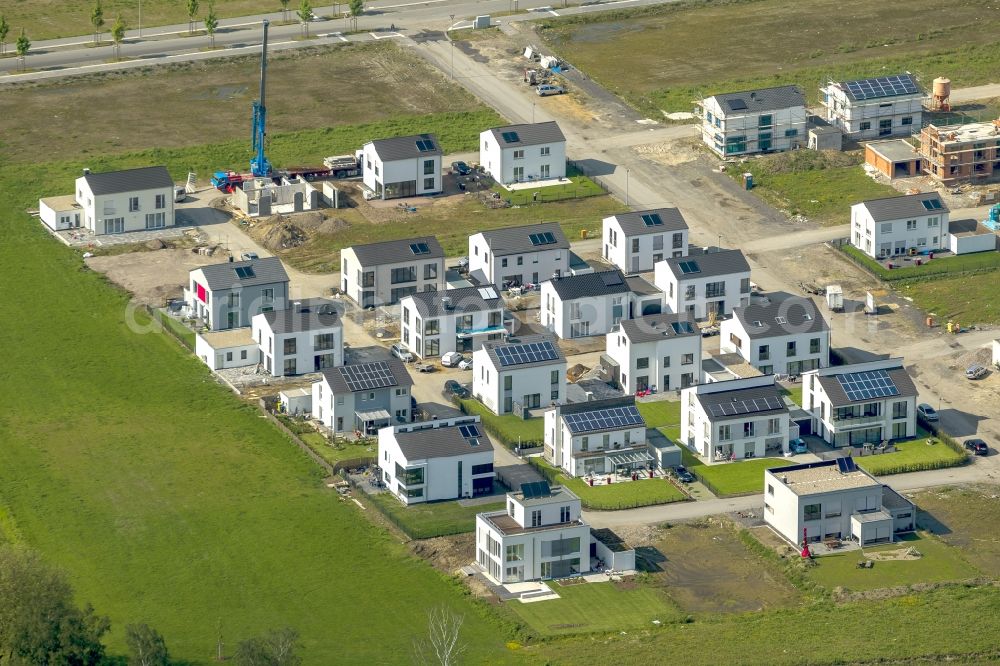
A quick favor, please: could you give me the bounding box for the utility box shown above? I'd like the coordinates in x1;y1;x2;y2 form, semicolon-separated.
474;15;491;29
825;285;844;312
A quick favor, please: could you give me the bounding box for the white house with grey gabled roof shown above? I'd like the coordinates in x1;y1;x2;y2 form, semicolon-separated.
606;312;702;394
480;121;567;185
187;257;290;330
681;375;791;461
400;285;506;358
312;357;413;435
850;192;949;259
251;299;343;377
473;335;566;417
700;85;806;157
821;74;923;140
654;248;751;320
603;208;689;274
361;133;443;200
379;416;495;505
468;222;577;289
540;269;662;339
720;292;830;377
341;236;445;308
69;165;175;235
544;396;653;477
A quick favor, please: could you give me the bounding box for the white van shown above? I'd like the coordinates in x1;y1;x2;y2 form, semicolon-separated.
536;84;565;97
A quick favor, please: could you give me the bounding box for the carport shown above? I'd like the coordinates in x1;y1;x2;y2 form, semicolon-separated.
609;450;654;475
356;409;391;435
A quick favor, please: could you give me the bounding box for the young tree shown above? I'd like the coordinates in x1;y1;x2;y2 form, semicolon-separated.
125;623;170;666
204;2;219;49
348;0;363;31
231;628;301;666
15;27;29;71
297;0;313;38
91;0;105;45
413;606;465;666
111;13;126;60
279;0;290;23
0;546;110;663
0;15;9;55
186;0;200;34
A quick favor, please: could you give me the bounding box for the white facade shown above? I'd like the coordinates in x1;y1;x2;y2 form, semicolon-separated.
361;135;442;200
654;250;751;320
311;360;413;435
720;295;830;376
378;417;495;505
74;168;175;235
700;86;807;157
194;330;260;371
479;122;567;185
851;195;949;259
476;486;592;583
602;212;689;274
468;224;570;289
250;311;343;378
472;338;566;416
802;358;917;448
681;375;791;462
544;399;648;477
341;239;445;308
993;339;1000;368
540;274;662;340
38;196;82;232
399;286;506;359
764;461;915;547
822;77;923;140
605;315;702;394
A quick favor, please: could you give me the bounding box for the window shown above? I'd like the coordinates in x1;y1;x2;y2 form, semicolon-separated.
652;235;664;251
581;436;589;451
803;503;821;521
743;421;755;437
551;370;559;386
283;358;296;375
636;357;649;370
906;220;917;230
705;281;725;298
228;293;240;308
517;256;524;266
879;119;892;136
506;544;524;561
402;308;410;325
391;266;417;284
540;146;550;156
767;418;780;435
901;116;913;126
681;353;694;365
423;159;435;175
662;356;670;368
631;238;640;253
880;222;893;234
513;149;524;160
240;350;247;360
424;319;439;335
396;464;425;486
262;288;274;304
740;278;751;294
501;258;508;268
361;271;375;288
423;177;435;190
784;128;798;137
460;314;473;331
860;121;871;131
144;212;166;229
283;338;296;355
103;217;125;234
672;232;684;249
787;340;797;357
425;338;439;356
560;506;571;523
314;333;336;351
569;302;582;320
128;196;140;212
424;263;438;280
539;164;550;178
504;376;513;391
759;114;773;128
718;425;731;441
928;217;939;227
226;351;233;362
684;285;696;300
810;338;820;354
531;510;542;527
513;166;524;181
472;462;493;475
892;401;908;419
767;484;774;496
155;194;166;209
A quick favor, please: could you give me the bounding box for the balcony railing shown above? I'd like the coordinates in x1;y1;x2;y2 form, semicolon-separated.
832;413;883;427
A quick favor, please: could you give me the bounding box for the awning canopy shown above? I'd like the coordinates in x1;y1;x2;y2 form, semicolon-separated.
608;450;654;467
457;325;507;338
356;409;391;422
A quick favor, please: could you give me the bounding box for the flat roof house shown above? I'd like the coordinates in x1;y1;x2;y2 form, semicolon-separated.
480;121;567;186
187;257;290;330
681;375;791;462
605;312;702;394
802;358;918;448
37;194;82;232
361;133;443;200
194;328;261;371
379;416;495;505
341;236;445;308
947;218;998;255
468;222;581;290
654;248;751;320
602;208;690;274
473;335;566;416
251;300;343;377
764;459;916;547
920;119;1000;186
700;85;806;157
70;166;175;236
720;292;830;377
312;357;413;435
400;285;506;359
822;74;923;140
540;269;662;340
544;396;655;478
851;192;950;259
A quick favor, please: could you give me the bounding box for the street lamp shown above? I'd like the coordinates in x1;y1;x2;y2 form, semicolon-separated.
138;0;142;37
532;102;535;123
449;14;455;78
625;168;630;206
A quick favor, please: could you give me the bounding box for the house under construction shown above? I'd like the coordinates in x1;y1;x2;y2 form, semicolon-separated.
919;119;1000;186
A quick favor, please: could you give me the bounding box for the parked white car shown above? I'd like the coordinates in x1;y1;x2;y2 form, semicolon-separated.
917;403;939;421
391;344;414;362
458;358;473;370
441;351;464;368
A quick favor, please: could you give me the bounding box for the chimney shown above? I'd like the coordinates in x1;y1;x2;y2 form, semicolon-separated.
83;168;91;175
229;256;234;263
442;296;453;310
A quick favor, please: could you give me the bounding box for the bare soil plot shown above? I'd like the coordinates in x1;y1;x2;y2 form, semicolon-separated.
85;246;221;305
915;486;1000;573
0;42;484;163
648;521;801;613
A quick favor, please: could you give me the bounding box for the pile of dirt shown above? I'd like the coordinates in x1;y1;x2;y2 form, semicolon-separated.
296;212;351;236
953;346;992;370
250;215;309;252
409;534;475;574
634;137;702;166
867;546;923;561
566;363;589;382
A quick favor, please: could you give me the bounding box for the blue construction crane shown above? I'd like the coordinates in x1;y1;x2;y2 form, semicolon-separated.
250;19;272;178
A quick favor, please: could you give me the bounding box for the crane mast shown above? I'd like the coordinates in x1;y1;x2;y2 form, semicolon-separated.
250;20;272;177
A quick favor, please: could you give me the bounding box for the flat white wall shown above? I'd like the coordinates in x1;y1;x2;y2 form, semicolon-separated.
75;177;174;235
822;87;923;139
802;367;917;447
195;334;259;371
468;233;568;288
312;377;411;433
949;231;997;255
38;200;82;231
400;299;504;359
764;471;884;546
480;132;567;185
380;431;494;505
251;315;343;377
603;219;688;274
605;330;701;394
361;144;442;199
851;204;947;258
655;264;751;320
341;247;445;308
720;319;829;376
473;352;566;416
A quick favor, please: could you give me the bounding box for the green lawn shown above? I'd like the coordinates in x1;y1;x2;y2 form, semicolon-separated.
842;244;1000;282
898;272;1000;326
0;160;515;663
366;493;505;539
153;309;195;350
495;166;606;206
298;432;376;466
531;458;686;510
508;581;682;636
780;385;804;408
636;400;681;428
856;438;967;476
694;459;789;496
805;533;980;591
459;399;544;448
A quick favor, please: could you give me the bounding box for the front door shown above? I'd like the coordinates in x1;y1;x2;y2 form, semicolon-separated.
631;256;639;273
227;311;238;328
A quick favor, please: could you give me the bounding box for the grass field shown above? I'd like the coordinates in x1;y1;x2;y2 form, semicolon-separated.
508;581;681;636
780;385;804;408
0;161;517;663
805;533;980;591
538;0;1000;117
915;485;1000;573
728;151;897;226
688;457;788;496
841;244;1000;282
496;167;606;206
459;399;544;447
530;458;686;510
636;400;681;429
898;273;1000;326
856;438;967;475
0;42;496;165
366;493;505;539
298;431;376;466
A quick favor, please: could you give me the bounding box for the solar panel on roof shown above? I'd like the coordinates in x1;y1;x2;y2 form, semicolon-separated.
234;265;255;279
501;131;520;143
528;232;556;246
844;75;919;101
706;395;784;418
478;286;498;300
599;272;624;287
415;138;435;152
409;242;430;255
563;405;644;434
341;361;399;392
495;340;558;367
641;213;663;227
921;198;943;211
458;424;481;439
727;98;748;111
670;321;695;335
678;261;700;275
835;369;899;402
836;456;858;473
521;481;551;499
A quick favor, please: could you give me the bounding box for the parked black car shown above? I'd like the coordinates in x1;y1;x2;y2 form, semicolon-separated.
444;380;469;399
451;161;472;175
673;465;696;483
964;438;989;456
